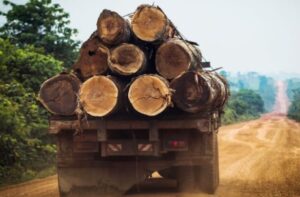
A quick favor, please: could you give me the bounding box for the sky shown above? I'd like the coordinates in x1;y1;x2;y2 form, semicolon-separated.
1;0;300;76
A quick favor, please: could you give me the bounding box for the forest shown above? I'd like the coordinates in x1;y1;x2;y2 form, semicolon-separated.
0;0;77;185
0;0;268;185
287;78;300;121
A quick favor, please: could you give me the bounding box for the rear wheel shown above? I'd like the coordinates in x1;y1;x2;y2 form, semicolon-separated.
176;166;196;192
176;131;219;194
197;132;219;193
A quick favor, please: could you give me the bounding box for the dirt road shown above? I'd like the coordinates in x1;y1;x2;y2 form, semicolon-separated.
1;81;300;197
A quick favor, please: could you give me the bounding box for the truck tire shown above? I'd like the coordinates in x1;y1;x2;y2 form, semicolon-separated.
176;166;196;192
196;131;219;194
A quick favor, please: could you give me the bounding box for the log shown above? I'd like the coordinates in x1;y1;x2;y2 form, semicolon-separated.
131;5;169;42
128;74;171;116
79;75;121;117
170;71;228;113
108;43;146;76
73;32;109;79
209;73;230;109
38;73;81;116
156;38;202;79
97;9;130;46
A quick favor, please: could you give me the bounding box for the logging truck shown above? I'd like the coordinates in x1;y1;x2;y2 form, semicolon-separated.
37;4;228;196
50;109;221;196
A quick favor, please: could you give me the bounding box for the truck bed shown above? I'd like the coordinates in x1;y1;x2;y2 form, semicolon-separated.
49;110;221;134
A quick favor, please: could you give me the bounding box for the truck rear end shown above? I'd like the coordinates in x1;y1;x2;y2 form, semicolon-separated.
50;111;221;196
37;4;229;197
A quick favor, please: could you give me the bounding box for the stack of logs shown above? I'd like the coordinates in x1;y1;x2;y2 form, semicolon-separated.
38;5;229;117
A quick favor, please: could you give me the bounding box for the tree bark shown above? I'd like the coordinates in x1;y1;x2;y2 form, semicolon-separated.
209;73;230;109
38;73;81;116
97;9;130;46
170;71;228;113
73;32;109;80
128;74;171;116
108;43;146;76
79;75;121;117
156;38;202;79
131;5;171;42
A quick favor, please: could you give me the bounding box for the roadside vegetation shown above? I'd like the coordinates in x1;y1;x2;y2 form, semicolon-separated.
222;89;265;124
0;0;78;186
220;71;275;112
288;88;300;122
286;78;300;122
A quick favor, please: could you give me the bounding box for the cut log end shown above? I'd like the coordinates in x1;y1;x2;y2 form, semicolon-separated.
74;34;109;79
109;44;146;76
79;76;119;117
38;74;81;116
128;75;171;116
97;9;130;45
132;5;167;42
156;41;191;79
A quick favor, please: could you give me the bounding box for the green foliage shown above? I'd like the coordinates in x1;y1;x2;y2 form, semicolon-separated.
0;0;80;67
0;38;62;91
223;89;264;124
0;39;62;185
286;78;300;122
286;78;300;99
288;88;300;122
223;71;276;112
0;0;77;184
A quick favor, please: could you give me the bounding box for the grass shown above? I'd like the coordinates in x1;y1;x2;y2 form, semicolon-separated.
0;165;56;188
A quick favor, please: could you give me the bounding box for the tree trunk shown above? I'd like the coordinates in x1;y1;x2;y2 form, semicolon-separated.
128;74;171;116
209;73;230;109
79;75;121;117
108;43;146;76
131;5;171;42
97;9;130;46
73;32;109;80
170;71;228;113
38;73;81;116
156;38;202;79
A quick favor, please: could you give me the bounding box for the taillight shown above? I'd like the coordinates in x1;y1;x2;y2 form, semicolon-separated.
166;140;188;151
163;131;189;151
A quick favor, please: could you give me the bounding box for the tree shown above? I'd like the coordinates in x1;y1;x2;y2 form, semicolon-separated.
223;89;265;124
233;89;265;115
0;38;63;91
0;0;79;67
0;38;62;185
288;88;300;122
